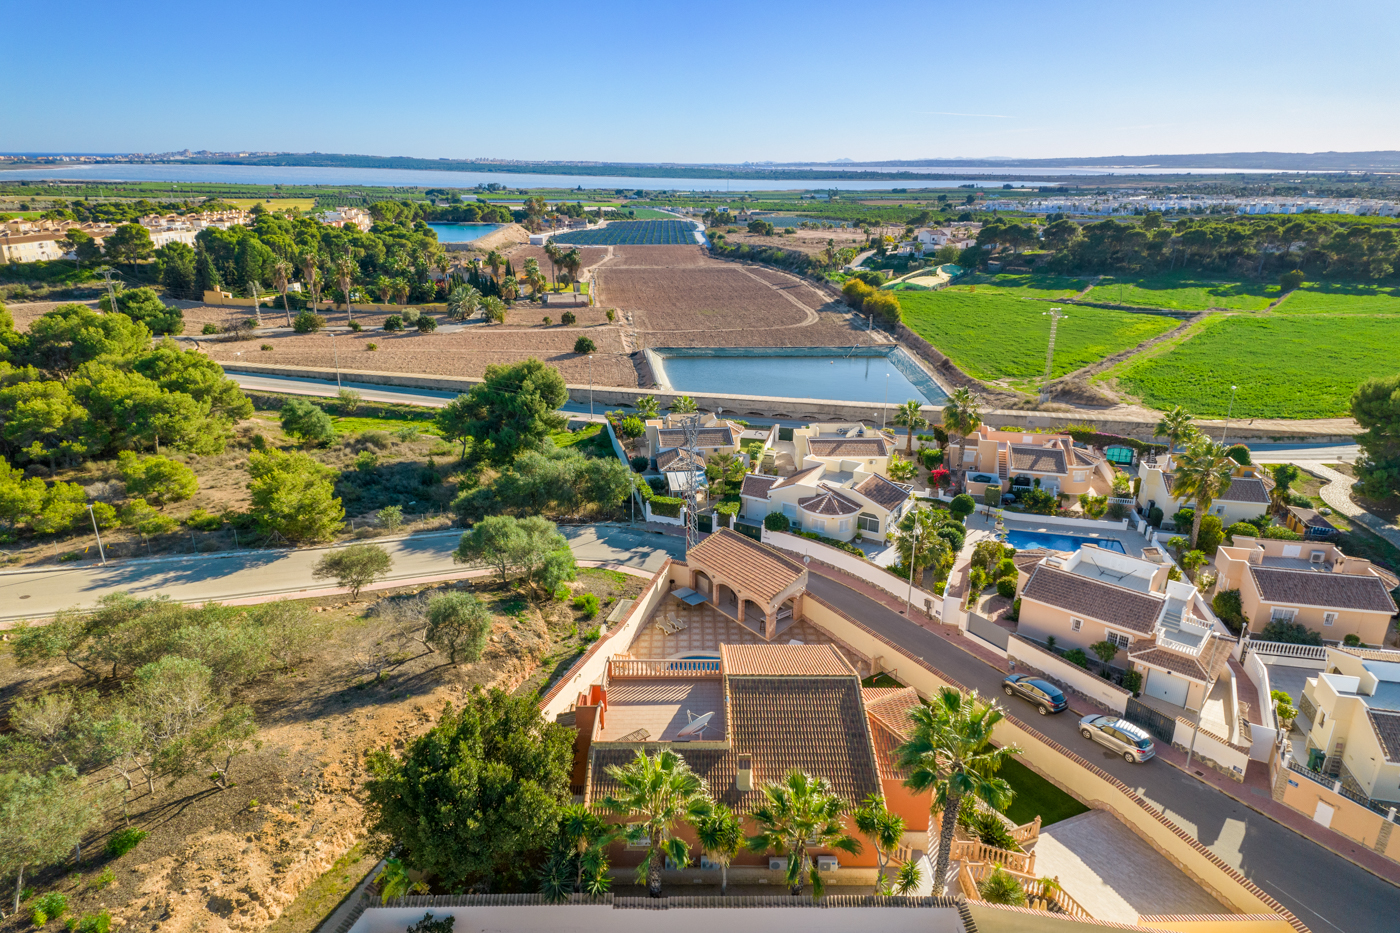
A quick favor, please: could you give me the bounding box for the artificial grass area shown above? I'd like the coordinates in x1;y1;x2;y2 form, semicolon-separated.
998;757;1090;828
862;672;906;689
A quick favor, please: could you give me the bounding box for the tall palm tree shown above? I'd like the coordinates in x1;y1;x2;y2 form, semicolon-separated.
563;248;583;285
746;769;862;898
391;277;411;306
941;387;982;486
670;395;698;415
272;259;294;326
892;399;929;457
431;248;451;298
1171;438;1236;549
482;295;508;324
1153;404;1198;456
486;250;504;283
300;250;321;313
694;801;743;895
853;794;906;894
246;278;263;325
896;687;1018;894
332;255;357;325
501;275;519;301
548;803;622;897
544;241;563;288
601;749;712;898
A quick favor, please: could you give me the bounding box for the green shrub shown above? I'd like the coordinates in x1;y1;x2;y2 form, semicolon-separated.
261;343;273;351
355;450;379;472
292;310;326;333
649;495;684;518
573;593;601;619
1226;443;1252;465
1258;619;1323;645
383;315;404;331
184;508;223;531
1225;521;1258;542
629;455;649;472
416;314;438;333
31;893;67;928
1147;506;1163;528
574;336;596;354
1343;633;1364;647
996;577;1017;599
280;397;337;446
1262;525;1302;540
366;342;378;351
201;323;219;335
1279;269;1306;292
1122;670;1143;695
1212;589;1246;634
105;827;147;858
1196;515;1224;555
349;320;363;332
73;912;111;933
993;557;1017;580
949;494;976;521
1064;648;1089;669
764;511;790;532
1006;598;1021;622
983;483;1002;506
560;311;577;326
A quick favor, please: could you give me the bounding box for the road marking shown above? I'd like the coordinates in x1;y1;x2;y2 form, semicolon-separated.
1262;880;1344;932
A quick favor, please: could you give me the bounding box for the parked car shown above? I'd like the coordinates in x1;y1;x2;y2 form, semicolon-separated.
1079;714;1155;762
1001;674;1068;715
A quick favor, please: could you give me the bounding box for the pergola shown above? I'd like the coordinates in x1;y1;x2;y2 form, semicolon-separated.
684;529;808;640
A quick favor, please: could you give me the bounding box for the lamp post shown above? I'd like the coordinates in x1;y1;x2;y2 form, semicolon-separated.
1040;307;1067;404
1221;385;1238;445
332;331;342;389
86;504;106;566
904;517;921;617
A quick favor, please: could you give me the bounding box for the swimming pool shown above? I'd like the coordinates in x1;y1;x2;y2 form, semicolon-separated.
1004;529;1126;554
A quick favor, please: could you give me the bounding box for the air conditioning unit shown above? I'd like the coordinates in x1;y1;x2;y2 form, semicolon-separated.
1310;551;1326;564
700;857;720;871
769;858;787;871
817;856;840;872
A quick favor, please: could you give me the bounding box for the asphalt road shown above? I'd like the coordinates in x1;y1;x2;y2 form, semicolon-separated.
0;524;684;623
806;573;1394;933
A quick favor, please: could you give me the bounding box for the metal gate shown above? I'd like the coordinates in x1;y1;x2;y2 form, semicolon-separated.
1123;698;1177;744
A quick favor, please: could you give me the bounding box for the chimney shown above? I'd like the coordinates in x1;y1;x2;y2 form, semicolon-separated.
736;754;753;792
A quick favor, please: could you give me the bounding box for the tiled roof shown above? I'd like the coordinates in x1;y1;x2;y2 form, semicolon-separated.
1012;548;1054;573
1287;505;1337;531
773;465;825;489
1366;709;1400;763
798;484;862;516
1127;637;1233;683
1021;565;1164;634
657;427;735;448
862;686;921;729
868;715;911;782
740;473;780;499
853;474;912;511
656;448;705;472
1218;477;1270;504
1070;447;1103;466
687;529;805;604
807;437;890;458
1010;445;1067;474
722;644;854;677
1248;566;1397;614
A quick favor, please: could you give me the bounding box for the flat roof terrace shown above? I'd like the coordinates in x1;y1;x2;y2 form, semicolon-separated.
595;679;726;744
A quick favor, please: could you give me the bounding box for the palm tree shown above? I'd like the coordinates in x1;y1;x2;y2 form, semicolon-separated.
300;250;321;313
486;249;504;282
897;687;1018;894
246;278;263;325
272;259;293;326
482;295;508;324
893;399;929;457
601;749;713;898
635;396;660;419
853;794;906;894
940;387;982;487
563;249;583;285
544;242;562;288
1171;439;1235;550
375;857;427;903
694;801;743;895
391;277;411;307
1153;404;1198;456
558;803;622;895
333;255;357;325
670;395;698;415
447;284;481;321
431;248;451;298
501;275;519;301
746;770;862;898
979;867;1028;906
523;256;541;283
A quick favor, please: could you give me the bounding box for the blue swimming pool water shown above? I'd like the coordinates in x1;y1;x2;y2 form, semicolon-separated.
652;346;947;405
427;222;501;242
1004;530;1126;554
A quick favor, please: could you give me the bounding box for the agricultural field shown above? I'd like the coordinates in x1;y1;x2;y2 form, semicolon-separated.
1085;273;1279;311
553;219;698;245
714;223;866;257
1273;282;1400;313
225;198;318;211
503;244;609;277
1113;313;1400;418
942;273;1089;299
899;289;1178;383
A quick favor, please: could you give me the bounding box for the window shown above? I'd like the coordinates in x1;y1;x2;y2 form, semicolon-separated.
837;519;850;534
1271;607;1298;623
810;519;826;533
1074;471;1087;482
1106;631;1132;649
1323;612;1338;627
858;513;881;533
1071;618;1083;632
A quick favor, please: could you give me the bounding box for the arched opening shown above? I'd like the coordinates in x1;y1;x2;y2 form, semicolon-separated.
742;599;767;634
693;570;712;596
714;583;738;618
776;597;797;626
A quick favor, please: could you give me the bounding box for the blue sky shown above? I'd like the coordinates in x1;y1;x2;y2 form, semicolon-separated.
5;0;1396;163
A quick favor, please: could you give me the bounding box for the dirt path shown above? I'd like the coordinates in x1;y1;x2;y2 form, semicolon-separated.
733;266;820;324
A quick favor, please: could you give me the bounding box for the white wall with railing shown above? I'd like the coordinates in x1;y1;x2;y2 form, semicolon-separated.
762;528;944;621
1244;637;1328;668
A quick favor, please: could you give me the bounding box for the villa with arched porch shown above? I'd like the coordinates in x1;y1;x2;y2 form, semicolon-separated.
685;529;807;640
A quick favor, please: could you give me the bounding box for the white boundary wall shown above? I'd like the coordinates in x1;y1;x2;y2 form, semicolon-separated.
1007;635;1132;713
762;528;944;621
1242;649;1280;761
1173;718;1251;781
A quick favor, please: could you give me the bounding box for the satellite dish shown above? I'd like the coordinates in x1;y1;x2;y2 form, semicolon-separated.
676;710;715;739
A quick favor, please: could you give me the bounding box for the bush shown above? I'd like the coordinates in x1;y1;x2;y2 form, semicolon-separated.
73;913;111;933
1064;648;1090;669
1258;619;1323;645
842;278;874;310
573;593;601;619
292;310;326;333
983;483;1002;506
360;430;393;449
366;342;378;351
312;543;393;599
862;289;902;324
1212;589;1246;634
355;450;379;471
261;343;273;351
1122;670;1143;695
1225;521;1258;543
949;494;976;522
649;495;683;518
574;336;596;354
629;455;649;472
764;511;791;532
1226;443;1252;465
1006;597;1021;622
1343;633;1364;647
349;320;363;332
1147;505;1163;528
996;577;1017;599
201;323;219;335
105;827;147;858
560;311;577;326
1262;525;1302;540
416;314;438;333
184;508;223;531
1280;269;1306;292
31;893;67;928
605;309;616;322
384;315;404;331
1020;487;1057;515
378;505;404;532
279;397;337;446
1196;515;1224;555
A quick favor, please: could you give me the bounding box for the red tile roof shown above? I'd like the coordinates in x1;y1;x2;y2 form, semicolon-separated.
1010;445;1066;474
1021;565;1164;634
740;473;779;499
687;529;806;604
722;644;855;677
854;474;912;511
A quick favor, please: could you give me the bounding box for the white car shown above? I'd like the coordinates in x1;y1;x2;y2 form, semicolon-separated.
1079;714;1155;763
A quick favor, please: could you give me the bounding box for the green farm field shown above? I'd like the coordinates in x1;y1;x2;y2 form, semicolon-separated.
1274;283;1400;314
1087;273;1279;311
944;273;1089;299
1114;313;1400;418
899;290;1178;383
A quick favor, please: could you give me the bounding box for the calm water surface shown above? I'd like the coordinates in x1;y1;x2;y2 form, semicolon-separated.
659;354;937;405
427;223;500;242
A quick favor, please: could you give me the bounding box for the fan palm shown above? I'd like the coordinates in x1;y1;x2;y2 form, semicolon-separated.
670;395;698;415
391;277;411;306
941;387;982;485
486;250;504;282
635;396;660;419
746;769;861;897
896;687;1018;894
482;295;508;324
272;259;293;326
300;250;321;313
1171;439;1236;550
601;749;713;898
552;803;622;897
544;242;562;287
1153;404;1199;455
447;284;481;321
501;275;519;300
892;400;929;457
694;801;743;895
853;793;906;894
332;255;357;324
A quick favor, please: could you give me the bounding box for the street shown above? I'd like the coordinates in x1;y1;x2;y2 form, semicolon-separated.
806;573;1393;933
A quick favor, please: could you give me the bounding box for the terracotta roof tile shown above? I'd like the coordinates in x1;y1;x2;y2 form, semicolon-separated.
869;715;911;782
687;529;806;604
722;644;854;677
656;448;705;472
853;474;912;512
657;427;735;448
808;437;890;458
1248;566;1397;614
1012;548;1054;572
740;473;780;499
1366;710;1400;763
798;484;862;516
1021;565;1164;635
862;687;921;729
1011;445;1066;474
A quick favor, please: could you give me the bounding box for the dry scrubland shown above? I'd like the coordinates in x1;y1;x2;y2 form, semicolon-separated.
0;570;645;933
719;225;867;257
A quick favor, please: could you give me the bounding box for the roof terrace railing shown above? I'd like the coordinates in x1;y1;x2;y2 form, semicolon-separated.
609;658;722;679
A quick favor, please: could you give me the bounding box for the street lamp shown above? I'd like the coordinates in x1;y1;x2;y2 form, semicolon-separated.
904;517;922;617
1221;385;1238;445
331;331;342;389
86;504;107;566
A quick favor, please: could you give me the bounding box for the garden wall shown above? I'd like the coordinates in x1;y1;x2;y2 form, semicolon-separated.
1271;747;1400;862
968;903;1296;933
799;593;1306;930
1001;512;1130;532
763;529;944;622
1006;634;1132;714
1171;719;1252;783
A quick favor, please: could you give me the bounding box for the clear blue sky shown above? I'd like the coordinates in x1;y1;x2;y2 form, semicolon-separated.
5;0;1396;163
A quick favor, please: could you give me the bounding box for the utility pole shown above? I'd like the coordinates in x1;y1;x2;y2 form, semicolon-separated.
97;265;120;312
904;518;922;617
86;504;107;566
1040;307;1067;404
681;413;703;552
332;331;342;389
588;354;595;417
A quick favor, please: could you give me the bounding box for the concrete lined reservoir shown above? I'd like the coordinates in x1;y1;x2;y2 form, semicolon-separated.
648;347;947;406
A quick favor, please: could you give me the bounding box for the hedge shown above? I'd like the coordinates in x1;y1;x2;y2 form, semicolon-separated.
1056;423;1167;457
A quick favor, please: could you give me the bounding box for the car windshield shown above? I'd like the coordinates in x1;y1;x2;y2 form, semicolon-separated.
1030;680;1063;699
1133;736;1154;749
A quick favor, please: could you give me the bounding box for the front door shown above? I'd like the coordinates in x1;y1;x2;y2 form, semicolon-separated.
1313;801;1335;828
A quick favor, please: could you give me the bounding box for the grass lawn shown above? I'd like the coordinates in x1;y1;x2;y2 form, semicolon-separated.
331;412;442;436
861;672;906;689
1114;313;1400;418
998;757;1090;828
551;422;613;457
900;290;1177;382
1087;273;1279;311
1274;283;1400;314
943;273;1089;299
225;197;318;211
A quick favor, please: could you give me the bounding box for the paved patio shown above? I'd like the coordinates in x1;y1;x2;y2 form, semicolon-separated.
1034;810;1228;923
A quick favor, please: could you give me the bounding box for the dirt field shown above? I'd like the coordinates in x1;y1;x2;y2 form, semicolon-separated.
0;569;647;933
718;225;867;257
501;245;610;277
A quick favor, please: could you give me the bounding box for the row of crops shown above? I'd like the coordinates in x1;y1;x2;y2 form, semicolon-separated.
553;219;699;245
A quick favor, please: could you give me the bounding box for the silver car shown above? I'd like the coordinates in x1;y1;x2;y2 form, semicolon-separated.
1079;714;1155;763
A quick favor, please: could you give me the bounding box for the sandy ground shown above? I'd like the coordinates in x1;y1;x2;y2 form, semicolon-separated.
717;225;867;257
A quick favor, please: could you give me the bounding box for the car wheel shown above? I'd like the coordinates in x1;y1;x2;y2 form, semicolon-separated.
1080;728;1093;739
1003;686;1014;696
1038;705;1049;715
1124;751;1136;763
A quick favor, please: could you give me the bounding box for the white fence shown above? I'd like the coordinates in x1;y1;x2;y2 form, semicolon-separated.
1173;718;1251;781
1007;635;1132;713
1002;512;1131;531
762;528;944;621
1244;637;1328;668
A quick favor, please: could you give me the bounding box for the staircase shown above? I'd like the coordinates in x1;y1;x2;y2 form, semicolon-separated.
997;444;1010;485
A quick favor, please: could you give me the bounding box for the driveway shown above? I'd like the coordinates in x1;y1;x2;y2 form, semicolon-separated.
805;572;1396;933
